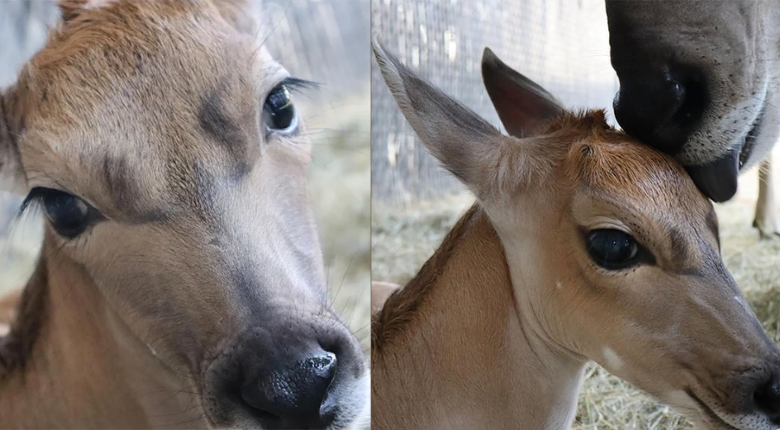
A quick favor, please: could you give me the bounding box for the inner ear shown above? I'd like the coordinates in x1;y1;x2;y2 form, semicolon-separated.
481;47;564;138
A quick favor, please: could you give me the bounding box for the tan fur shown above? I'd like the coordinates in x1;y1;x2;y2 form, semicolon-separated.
0;1;368;428
372;41;780;430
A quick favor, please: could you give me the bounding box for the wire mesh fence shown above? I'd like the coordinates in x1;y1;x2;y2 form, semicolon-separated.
262;0;370;95
371;0;620;205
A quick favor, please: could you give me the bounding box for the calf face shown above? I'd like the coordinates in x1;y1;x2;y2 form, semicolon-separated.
374;39;780;429
0;1;368;427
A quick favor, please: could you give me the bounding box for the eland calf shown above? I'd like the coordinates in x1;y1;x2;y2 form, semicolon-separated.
0;1;369;428
371;40;780;430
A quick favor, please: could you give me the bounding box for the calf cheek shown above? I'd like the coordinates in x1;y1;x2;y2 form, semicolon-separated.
85;231;240;360
578;286;687;374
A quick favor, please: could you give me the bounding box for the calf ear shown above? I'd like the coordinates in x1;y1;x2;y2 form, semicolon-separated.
372;38;507;196
481;48;564;137
0;89;27;194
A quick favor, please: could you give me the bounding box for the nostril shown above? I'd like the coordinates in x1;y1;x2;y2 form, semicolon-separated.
305;351;338;381
240;351;338;427
670;73;705;128
613;64;707;155
754;375;780;423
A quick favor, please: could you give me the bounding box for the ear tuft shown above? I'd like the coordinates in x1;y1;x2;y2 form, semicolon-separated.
482;47;564;137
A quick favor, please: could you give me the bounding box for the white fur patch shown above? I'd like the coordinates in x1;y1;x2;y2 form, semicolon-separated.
0;323;9;337
343;371;371;430
603;347;624;370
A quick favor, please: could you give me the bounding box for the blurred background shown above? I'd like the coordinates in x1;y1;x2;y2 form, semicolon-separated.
371;0;780;429
0;0;370;351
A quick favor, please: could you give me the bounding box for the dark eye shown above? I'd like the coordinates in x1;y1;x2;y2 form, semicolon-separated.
263;83;298;134
586;229;642;270
39;189;97;238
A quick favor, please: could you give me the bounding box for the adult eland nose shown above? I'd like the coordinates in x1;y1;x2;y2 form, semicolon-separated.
754;374;780;424
241;351;338;428
613;64;707;156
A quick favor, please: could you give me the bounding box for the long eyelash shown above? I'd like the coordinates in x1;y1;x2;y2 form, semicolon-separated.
282;77;320;93
17;187;48;219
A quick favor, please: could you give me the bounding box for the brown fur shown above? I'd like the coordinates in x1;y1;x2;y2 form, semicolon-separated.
0;0;259;380
372;111;708;355
372;40;780;430
0;1;369;427
372;204;523;430
372;204;481;350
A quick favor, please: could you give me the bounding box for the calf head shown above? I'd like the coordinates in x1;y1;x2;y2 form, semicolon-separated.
0;1;368;428
373;39;780;430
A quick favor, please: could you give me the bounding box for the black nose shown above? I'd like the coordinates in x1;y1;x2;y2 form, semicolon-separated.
241;350;338;428
754;374;780;423
612;64;707;155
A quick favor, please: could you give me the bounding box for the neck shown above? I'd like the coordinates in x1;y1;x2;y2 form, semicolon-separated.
0;236;203;428
372;204;585;430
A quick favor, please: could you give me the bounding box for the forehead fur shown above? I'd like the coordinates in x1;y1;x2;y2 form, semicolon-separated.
545;110;700;208
41;0;221;63
10;0;269;220
17;0;253;130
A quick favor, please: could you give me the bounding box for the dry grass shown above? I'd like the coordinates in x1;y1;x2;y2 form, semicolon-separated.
371;163;780;429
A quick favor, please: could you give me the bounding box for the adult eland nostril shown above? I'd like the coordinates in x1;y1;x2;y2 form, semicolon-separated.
240;351;338;427
754;375;780;423
612;64;707;156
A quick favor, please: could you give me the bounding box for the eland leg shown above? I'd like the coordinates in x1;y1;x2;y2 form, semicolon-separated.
754;156;780;239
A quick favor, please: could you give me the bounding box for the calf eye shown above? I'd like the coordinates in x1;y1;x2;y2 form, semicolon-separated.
263;83;298;134
38;188;98;238
586;229;641;270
